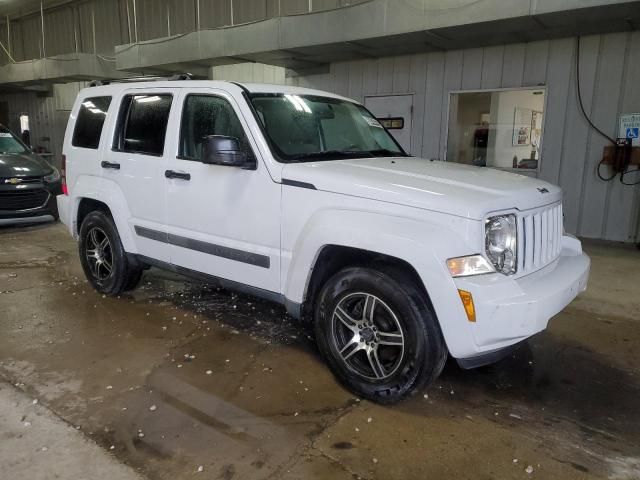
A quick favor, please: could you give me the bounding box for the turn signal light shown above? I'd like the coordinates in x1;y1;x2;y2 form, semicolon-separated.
458;289;476;323
61;154;68;195
446;255;494;277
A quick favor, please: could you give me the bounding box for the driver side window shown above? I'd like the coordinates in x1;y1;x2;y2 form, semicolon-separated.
179;94;252;161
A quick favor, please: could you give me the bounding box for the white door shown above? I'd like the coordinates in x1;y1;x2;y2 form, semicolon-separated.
102;89;176;262
364;95;413;154
164;88;281;294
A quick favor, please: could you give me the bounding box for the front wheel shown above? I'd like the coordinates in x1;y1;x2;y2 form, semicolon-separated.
314;266;447;404
78;210;142;295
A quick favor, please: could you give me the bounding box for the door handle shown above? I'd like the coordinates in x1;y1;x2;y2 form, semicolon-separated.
101;161;120;170
165;170;191;181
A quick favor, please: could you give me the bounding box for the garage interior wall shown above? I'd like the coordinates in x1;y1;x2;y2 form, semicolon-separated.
0;91;67;164
209;63;286;84
0;0;637;243
0;0;372;61
289;32;640;243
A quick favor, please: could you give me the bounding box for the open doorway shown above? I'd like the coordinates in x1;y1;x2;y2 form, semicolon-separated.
19;113;31;146
0;101;9;127
364;94;413;154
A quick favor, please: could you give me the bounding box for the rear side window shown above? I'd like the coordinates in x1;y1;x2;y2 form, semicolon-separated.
114;94;172;156
72;96;111;149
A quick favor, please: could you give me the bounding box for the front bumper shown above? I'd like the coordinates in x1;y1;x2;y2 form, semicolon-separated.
0;181;61;225
56;194;75;238
452;235;590;362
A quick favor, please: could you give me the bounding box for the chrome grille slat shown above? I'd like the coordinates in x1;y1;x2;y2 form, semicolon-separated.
524;215;534;269
518;216;526;272
518;203;563;275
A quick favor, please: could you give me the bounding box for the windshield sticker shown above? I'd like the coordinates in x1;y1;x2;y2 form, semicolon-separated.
0;132;13;137
363;116;383;128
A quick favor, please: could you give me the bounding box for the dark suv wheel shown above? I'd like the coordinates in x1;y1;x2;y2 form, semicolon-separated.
78;210;142;295
314;266;447;404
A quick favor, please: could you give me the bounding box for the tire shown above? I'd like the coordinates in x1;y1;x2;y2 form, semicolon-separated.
78;210;142;295
122;268;143;292
49;200;59;222
314;266;447;404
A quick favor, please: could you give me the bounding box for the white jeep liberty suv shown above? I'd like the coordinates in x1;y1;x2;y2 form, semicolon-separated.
57;79;590;404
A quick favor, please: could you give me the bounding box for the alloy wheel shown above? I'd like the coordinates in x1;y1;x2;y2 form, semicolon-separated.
330;292;405;381
85;227;113;281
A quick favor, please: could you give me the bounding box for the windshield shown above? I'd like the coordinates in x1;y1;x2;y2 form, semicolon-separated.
249;93;407;162
0;128;27;154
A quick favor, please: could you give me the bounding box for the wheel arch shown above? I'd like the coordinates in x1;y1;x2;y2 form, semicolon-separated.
283;209;479;358
70;176;137;253
77;198;110;230
301;245;435;321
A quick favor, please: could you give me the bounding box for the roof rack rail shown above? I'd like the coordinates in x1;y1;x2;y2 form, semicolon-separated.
89;73;193;87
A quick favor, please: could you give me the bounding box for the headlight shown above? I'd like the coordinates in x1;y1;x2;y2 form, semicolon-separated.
485;214;517;275
43;167;60;183
447;255;495;277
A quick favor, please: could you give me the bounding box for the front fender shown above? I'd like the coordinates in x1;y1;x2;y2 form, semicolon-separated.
69;175;137;253
283;209;480;358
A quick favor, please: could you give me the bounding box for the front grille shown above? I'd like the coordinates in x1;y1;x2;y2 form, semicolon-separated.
0;189;49;211
0;176;42;185
518;203;563;274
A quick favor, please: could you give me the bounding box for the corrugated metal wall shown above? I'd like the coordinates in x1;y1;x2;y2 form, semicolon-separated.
0;0;373;63
210;62;286;83
0;91;68;168
0;0;637;241
290;32;640;242
0;0;129;61
76;0;129;53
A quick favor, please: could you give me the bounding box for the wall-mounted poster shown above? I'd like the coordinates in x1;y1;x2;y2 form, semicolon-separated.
512;107;532;146
530;110;543;151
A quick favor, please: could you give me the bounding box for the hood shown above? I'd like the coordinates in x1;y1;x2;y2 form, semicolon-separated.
281;157;561;220
0;152;53;179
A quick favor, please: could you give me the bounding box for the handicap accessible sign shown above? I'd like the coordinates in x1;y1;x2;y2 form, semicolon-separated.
619;113;640;146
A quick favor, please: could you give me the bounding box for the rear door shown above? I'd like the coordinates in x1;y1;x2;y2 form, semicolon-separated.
65;94;113;201
102;88;176;262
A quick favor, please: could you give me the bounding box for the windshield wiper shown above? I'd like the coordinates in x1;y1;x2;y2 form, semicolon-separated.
367;148;408;157
288;150;374;161
288;148;407;162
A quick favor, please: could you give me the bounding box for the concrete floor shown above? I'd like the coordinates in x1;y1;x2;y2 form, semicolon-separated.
0;382;142;480
0;222;639;480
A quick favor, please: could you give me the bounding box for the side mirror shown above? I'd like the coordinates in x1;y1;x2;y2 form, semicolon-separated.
202;135;253;169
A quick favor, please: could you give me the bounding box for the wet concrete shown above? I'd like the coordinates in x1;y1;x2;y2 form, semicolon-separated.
1;222;639;479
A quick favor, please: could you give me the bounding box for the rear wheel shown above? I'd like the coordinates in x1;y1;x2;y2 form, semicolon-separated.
314;266;447;404
78;210;142;295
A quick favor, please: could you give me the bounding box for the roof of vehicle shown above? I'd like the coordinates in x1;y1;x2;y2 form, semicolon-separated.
80;80;354;103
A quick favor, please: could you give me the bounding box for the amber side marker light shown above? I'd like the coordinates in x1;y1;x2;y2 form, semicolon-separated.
458;290;476;323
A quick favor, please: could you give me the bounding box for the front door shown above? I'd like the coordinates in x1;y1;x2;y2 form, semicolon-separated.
164;89;281;295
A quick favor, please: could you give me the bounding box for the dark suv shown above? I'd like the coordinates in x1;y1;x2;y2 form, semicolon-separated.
0;125;62;225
